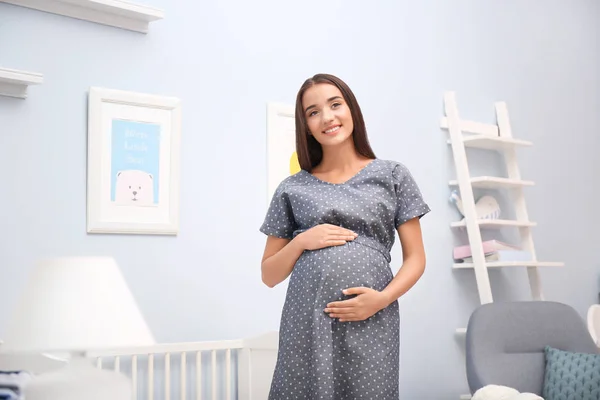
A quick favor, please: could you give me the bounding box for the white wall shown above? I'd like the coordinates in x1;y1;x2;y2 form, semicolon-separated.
0;0;598;397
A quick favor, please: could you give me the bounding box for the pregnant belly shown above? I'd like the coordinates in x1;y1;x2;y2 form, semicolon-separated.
290;238;394;307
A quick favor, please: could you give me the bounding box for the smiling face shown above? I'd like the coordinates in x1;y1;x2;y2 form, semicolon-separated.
301;83;354;149
294;73;376;172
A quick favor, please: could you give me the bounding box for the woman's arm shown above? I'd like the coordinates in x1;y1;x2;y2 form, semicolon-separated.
261;236;306;288
380;217;426;305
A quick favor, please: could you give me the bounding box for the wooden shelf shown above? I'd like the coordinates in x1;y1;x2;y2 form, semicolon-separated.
450;219;536;229
0;67;43;98
453;261;564;270
447;134;533;151
449;176;534;189
0;0;164;33
440;116;499;136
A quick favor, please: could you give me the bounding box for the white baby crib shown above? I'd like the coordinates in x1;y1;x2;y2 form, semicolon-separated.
86;331;279;400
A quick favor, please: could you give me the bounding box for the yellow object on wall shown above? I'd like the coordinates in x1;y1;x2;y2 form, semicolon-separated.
289;152;301;175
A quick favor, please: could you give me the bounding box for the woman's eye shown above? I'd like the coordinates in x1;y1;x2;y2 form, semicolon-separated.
332;102;341;108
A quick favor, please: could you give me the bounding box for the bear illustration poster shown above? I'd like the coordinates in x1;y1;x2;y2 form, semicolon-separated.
87;87;181;235
110;119;160;207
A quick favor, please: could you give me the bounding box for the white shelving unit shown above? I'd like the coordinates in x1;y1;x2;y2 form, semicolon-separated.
453;260;564;270
450;219;537;229
441;92;564;399
0;0;164;33
0;67;43;98
449;176;535;189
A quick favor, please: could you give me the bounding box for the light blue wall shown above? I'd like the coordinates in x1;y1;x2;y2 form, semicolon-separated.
1;0;598;397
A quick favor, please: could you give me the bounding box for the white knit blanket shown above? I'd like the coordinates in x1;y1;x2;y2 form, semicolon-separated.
472;385;544;400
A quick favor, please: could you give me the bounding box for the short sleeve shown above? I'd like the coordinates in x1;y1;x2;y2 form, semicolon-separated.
393;163;431;227
259;183;297;239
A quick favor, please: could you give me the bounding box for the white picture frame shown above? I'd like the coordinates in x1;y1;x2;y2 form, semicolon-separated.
87;87;181;235
266;102;297;205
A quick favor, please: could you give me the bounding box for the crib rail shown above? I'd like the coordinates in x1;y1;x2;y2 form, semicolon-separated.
85;332;278;400
88;339;244;400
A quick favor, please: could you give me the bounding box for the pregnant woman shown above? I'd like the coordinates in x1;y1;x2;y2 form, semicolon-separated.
260;73;430;400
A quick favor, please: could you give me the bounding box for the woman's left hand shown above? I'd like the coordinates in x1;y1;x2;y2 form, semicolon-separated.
324;287;390;322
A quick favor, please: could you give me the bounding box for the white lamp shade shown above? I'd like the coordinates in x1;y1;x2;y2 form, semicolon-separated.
1;256;155;354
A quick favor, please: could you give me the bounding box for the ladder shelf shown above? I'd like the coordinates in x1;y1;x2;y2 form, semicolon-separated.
441;92;564;399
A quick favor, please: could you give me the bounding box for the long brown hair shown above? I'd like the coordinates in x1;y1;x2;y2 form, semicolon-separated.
294;73;376;172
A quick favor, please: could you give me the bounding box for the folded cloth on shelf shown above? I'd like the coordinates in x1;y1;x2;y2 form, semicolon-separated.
0;371;32;400
472;384;543;400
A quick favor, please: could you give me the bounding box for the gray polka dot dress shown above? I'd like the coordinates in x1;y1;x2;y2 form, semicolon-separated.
260;158;430;400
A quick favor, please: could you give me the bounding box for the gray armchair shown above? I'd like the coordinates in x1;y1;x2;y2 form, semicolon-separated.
465;301;599;395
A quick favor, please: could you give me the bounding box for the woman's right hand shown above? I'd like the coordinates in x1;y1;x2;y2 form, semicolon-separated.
295;224;358;251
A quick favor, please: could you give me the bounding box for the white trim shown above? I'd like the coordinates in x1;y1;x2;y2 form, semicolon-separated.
448;176;535;189
448;135;533;151
266;102;296;205
450;219;536;229
442;92;493;305
86;86;181;235
0;0;164;33
453;261;564;269
87;339;246;358
440;116;498;136
0;67;43;98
